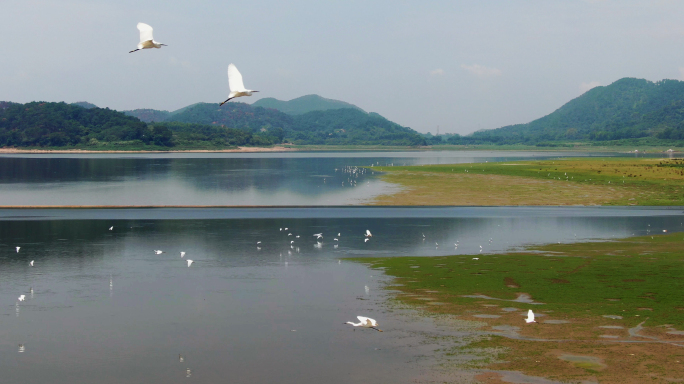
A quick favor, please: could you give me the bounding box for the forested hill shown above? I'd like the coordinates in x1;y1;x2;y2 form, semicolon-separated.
467;77;684;144
126;102;426;146
0;101;426;148
251;94;364;115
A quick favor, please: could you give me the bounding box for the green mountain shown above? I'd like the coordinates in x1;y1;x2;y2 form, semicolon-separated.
70;101;98;109
124;101;425;146
0;100;425;149
122;108;172;123
251;94;364;115
460;77;684;144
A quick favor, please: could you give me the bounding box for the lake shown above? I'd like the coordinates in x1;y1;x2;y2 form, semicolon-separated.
0;150;639;206
1;206;682;383
1;150;682;383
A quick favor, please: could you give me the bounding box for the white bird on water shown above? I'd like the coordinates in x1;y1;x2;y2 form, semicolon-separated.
154;250;163;255
313;233;323;240
109;226;113;231
187;260;194;267
525;309;537;324
219;63;259;105
365;230;372;237
18;295;25;302
180;252;186;258
129;23;167;53
29;260;34;267
16;247;20;253
344;316;382;332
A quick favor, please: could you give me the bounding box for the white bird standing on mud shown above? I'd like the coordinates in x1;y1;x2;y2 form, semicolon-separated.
129;23;166;53
220;64;258;105
525;309;537;324
344;316;382;331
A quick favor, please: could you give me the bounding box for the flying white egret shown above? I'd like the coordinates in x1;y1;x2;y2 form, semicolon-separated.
16;247;20;253
219;63;258;105
129;22;166;53
187;260;193;267
525;309;537;323
344;316;382;331
180;252;185;258
365;230;372;237
313;233;323;240
18;295;25;302
154;250;163;255
29;260;34;267
109;226;113;231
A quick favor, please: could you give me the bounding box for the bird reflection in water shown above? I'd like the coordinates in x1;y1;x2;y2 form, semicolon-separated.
186;368;192;378
18;344;25;353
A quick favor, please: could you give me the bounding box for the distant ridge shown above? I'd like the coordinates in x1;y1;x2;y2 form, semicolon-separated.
466;77;684;143
71;101;98;109
251;94;365;115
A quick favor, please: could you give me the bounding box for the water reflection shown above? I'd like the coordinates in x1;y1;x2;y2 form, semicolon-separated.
0;151;640;206
0;207;682;384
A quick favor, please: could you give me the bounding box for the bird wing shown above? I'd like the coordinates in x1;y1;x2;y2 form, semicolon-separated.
137;23;154;43
527;309;534;321
227;63;246;92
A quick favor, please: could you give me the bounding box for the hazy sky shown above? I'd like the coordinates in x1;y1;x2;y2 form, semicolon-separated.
2;0;684;134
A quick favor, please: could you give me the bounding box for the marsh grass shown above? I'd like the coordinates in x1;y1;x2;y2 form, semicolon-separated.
351;232;684;382
369;157;684;206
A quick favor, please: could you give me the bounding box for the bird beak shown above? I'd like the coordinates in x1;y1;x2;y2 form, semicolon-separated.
252;90;259;92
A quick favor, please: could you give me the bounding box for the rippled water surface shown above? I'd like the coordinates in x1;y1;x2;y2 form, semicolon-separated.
1;207;682;383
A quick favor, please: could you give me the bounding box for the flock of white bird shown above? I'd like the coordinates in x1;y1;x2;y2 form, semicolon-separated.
129;23;257;105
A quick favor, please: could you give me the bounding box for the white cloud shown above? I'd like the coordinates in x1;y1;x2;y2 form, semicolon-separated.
430;68;444;76
579;81;601;93
460;64;502;77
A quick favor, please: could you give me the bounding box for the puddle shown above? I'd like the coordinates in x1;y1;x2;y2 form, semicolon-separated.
602;315;623;320
501;307;520;312
462;293;545;305
599;325;623;329
543;320;570;324
600;335;620;339
559;355;606;371
474;314;501;319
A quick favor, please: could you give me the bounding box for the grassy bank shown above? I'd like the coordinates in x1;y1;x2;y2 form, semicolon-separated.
352;232;684;383
369;157;684;206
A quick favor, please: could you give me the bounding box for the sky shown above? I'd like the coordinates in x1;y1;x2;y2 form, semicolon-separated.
2;0;684;135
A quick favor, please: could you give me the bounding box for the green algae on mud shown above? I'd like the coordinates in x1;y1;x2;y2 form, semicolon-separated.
369;157;684;206
351;232;684;327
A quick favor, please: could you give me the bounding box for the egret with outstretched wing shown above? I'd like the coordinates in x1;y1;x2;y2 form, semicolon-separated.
220;64;258;105
129;23;166;53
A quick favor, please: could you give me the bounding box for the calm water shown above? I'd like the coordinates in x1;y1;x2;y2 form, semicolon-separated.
1;207;683;383
0;150;633;206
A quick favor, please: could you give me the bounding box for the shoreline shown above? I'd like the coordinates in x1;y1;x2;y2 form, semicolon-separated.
0;146;296;154
354;232;684;383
